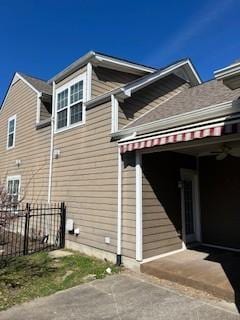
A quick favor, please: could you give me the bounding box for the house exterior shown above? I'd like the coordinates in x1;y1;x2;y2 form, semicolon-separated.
1;51;240;269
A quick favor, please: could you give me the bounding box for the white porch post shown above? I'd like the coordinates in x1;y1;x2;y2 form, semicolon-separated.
136;151;143;261
117;147;122;259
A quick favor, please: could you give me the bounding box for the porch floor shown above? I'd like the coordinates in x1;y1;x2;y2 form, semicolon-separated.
141;246;240;306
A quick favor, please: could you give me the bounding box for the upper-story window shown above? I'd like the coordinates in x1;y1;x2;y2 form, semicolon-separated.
55;73;86;132
7;115;16;149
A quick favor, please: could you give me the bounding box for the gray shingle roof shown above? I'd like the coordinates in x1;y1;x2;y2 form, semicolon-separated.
19;73;52;96
125;79;240;128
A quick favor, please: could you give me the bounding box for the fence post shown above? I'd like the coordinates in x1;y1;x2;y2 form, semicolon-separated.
60;202;66;248
23;203;31;255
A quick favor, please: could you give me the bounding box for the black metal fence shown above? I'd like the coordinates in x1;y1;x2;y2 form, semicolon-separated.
0;202;66;260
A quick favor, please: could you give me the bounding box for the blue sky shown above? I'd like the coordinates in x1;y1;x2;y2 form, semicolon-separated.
0;0;239;103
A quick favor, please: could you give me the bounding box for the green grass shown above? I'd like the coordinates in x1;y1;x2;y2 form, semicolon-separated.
0;251;119;311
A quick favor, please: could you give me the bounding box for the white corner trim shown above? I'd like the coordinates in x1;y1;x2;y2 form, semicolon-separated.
36;93;42;124
136;151;143;261
86;62;92;101
111;95;119;133
117;147;122;255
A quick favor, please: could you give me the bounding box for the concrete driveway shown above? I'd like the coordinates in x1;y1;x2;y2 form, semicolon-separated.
0;273;239;320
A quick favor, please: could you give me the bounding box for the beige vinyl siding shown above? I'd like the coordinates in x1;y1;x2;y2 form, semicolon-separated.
55;66;87;89
142;175;182;259
51;101;119;254
142;152;184;259
0;80;50;203
121;152;136;258
118;74;189;128
91;66;139;98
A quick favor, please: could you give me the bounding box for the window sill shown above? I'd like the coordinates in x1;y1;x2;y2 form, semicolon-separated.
6;146;15;151
54;120;86;134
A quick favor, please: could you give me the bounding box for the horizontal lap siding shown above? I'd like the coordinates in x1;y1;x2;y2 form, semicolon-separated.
142;152;196;259
0;80;50;203
51;101;119;254
91;67;139;98
118;75;188;128
122;152;136;258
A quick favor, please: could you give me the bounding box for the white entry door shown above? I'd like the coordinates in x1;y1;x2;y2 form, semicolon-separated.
180;169;200;245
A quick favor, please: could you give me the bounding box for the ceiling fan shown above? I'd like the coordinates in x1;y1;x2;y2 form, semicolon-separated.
200;144;240;160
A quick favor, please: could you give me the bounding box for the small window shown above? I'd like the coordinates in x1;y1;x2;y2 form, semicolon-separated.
7;176;21;205
7;115;16;149
55;74;86;131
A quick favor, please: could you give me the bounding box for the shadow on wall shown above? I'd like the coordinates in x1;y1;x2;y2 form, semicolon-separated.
119;75;186;122
141;151;196;257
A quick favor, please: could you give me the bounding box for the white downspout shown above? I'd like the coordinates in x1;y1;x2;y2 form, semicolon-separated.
116;146;122;265
48;81;55;203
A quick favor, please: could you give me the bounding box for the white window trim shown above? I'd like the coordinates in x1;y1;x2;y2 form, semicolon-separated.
7;114;17;150
7;175;21;201
54;72;87;133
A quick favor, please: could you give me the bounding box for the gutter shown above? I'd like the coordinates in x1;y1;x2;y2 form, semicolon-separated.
48;81;56;203
49;51;96;84
112;100;240;140
85;59;202;110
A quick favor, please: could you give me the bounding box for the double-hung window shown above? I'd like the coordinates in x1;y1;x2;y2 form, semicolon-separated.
56;73;86;131
7;115;16;149
7;176;21;205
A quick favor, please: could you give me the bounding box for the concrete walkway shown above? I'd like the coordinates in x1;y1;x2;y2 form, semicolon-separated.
141;247;240;304
0;273;239;320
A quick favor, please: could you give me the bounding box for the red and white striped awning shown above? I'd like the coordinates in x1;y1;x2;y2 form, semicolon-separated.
119;122;240;154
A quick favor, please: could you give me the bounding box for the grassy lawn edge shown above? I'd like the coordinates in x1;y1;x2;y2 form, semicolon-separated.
0;250;120;311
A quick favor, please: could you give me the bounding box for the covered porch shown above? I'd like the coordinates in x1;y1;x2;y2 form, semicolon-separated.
137;137;240;307
120;127;240;306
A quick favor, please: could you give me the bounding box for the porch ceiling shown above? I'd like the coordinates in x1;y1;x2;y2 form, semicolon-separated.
176;140;240;157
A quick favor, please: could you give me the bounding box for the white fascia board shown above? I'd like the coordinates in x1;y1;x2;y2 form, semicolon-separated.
49;51;95;84
214;62;240;80
122;60;201;97
94;54;155;74
15;73;40;95
85;60;201;109
113;100;240;139
0;73;41;115
49;51;155;84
